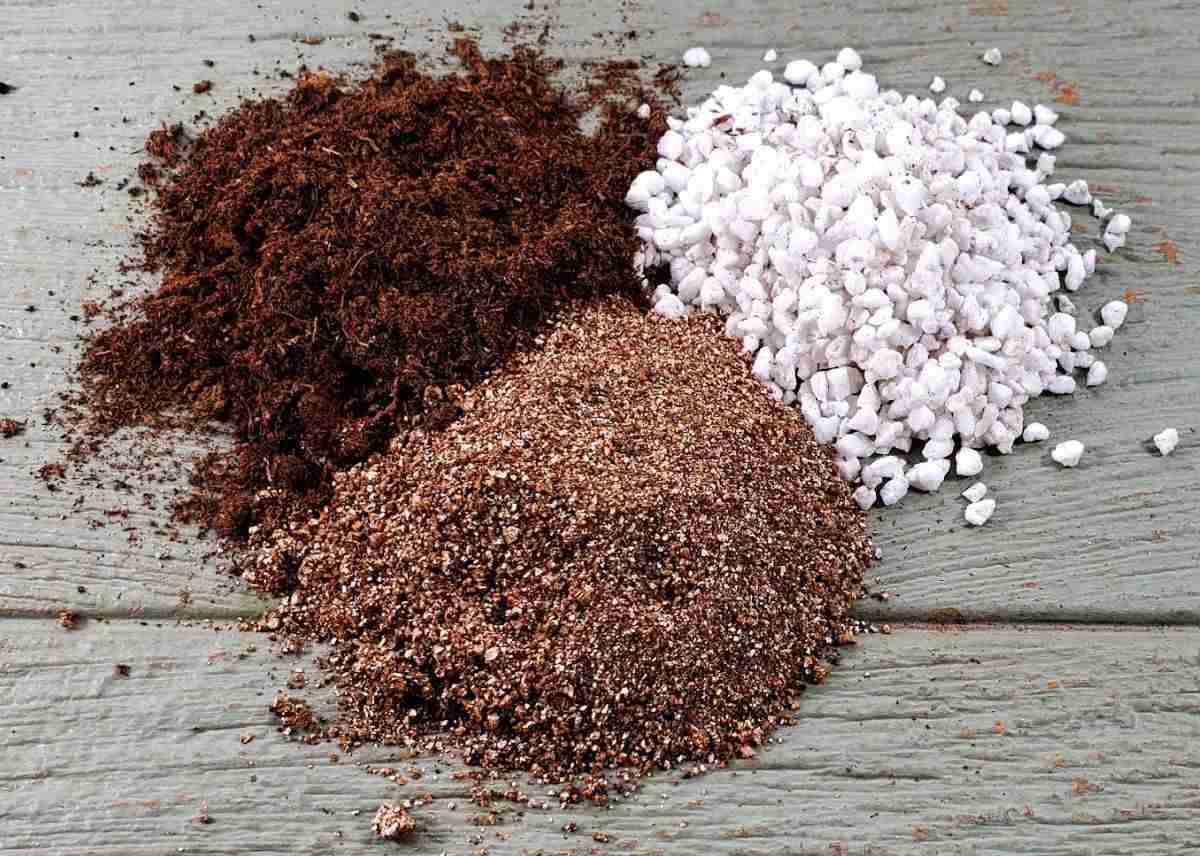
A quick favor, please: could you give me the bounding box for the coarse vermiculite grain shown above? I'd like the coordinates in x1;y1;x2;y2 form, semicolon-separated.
250;298;872;786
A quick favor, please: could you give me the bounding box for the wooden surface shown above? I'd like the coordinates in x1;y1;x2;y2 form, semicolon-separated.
4;620;1200;855
1;0;1198;852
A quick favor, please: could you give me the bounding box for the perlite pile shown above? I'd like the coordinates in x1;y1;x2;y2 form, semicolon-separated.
631;46;1140;513
250;298;872;786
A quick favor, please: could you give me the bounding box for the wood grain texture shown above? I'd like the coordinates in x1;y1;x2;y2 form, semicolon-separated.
3;618;1199;855
1;0;1197;621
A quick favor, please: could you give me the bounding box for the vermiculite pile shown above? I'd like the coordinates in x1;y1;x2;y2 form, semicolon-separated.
250;298;872;784
629;47;1134;510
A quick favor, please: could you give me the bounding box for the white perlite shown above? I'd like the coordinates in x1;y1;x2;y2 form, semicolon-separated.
955;446;983;476
1051;440;1085;467
962;482;988;502
982;48;1003;65
929;76;946;94
1022;422;1050;442
1153;428;1179;456
964;497;996;526
1100;300;1129;329
763;49;778;63
682;47;712;68
630;47;1132;506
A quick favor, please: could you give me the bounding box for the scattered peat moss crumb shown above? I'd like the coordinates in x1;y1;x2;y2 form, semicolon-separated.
114;663;131;677
0;82;15;95
144;122;186;164
0;418;25;439
71;41;668;542
372;803;415;840
57;609;80;630
251;299;872;788
192;79;213;94
77;172;103;188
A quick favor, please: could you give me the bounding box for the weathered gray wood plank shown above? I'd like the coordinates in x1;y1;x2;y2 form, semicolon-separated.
0;0;1197;627
3;618;1199;855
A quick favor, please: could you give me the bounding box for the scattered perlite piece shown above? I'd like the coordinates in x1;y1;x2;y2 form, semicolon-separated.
1031;124;1065;149
929;75;946;93
1100;300;1129;329
1086;361;1108;386
1092;198;1111;220
853;484;876;509
955;447;983;476
682;46;712;68
1153;428;1180;456
783;59;816;85
1051;439;1085;467
1089;325;1114;347
631;47;1131;508
968;88;984;102
908;460;951;492
1022;422;1050;442
1063;179;1091;206
763;48;778;62
962;482;988;502
982;47;1003;65
879;476;909;506
1034;104;1059;125
1103;213;1131;252
836;46;863;70
964;498;996;526
1011;100;1032;126
637;102;651;119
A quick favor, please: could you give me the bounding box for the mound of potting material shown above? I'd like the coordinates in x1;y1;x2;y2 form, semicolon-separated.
75;41;666;538
250;298;872;783
630;47;1133;509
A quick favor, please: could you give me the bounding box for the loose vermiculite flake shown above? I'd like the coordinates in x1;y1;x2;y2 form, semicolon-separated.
630;47;1136;508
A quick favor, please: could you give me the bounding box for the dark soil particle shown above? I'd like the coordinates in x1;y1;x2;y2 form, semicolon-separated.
0;82;14;95
74;41;668;541
192;79;213;94
0;418;26;439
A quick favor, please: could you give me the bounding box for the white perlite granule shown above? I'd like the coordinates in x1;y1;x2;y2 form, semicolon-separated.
1153;428;1179;456
1052;440;1085;467
962;482;987;502
627;47;1134;508
682;46;712;68
965;497;996;525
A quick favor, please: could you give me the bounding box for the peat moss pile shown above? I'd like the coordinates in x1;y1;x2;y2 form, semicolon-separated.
79;41;666;538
